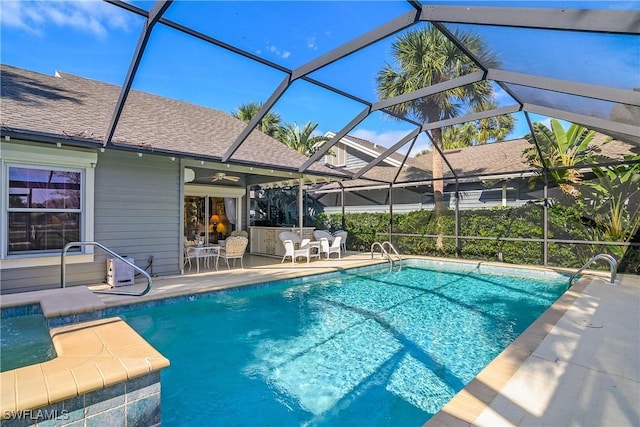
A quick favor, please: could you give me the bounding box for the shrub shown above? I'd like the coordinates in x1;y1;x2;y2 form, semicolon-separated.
320;204;637;274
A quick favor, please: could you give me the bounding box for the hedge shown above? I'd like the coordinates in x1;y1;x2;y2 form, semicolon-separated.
317;205;638;274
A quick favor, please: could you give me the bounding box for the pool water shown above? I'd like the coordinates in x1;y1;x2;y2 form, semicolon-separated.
120;264;567;426
1;311;56;372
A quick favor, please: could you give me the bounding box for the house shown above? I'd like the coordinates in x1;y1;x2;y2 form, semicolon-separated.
0;64;348;293
312;131;636;214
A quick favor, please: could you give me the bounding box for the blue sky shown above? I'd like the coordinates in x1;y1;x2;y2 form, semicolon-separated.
1;1;638;155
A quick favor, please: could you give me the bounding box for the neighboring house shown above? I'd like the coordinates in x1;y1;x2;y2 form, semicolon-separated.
313;132;635;214
0;64;347;293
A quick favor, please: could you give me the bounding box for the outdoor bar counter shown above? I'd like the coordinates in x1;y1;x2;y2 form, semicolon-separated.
249;226;315;257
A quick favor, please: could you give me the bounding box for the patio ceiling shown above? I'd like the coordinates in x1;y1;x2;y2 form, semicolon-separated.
103;0;639;184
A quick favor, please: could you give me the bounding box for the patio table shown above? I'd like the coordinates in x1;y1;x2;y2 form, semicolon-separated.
187;245;220;272
307;241;321;260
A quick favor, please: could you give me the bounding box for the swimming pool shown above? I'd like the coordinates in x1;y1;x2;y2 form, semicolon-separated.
1;305;56;372
116;260;568;426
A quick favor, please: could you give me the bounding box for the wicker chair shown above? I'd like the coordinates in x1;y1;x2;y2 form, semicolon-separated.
313;230;334;244
219;229;248;249
218;236;248;269
319;235;342;259
279;231;312;264
333;230;348;253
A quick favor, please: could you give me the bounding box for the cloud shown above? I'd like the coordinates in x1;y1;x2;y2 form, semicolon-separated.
306;36;318;51
0;0;134;38
493;84;516;105
267;43;291;59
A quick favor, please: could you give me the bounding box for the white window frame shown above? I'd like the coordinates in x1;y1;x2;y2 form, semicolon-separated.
0;141;97;270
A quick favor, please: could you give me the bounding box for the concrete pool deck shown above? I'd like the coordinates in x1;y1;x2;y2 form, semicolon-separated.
2;253;638;426
427;271;639;427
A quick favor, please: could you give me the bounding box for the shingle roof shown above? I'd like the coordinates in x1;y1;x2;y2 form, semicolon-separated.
334;133;410;166
0;64;345;177
316;131;637;191
418;133;636;179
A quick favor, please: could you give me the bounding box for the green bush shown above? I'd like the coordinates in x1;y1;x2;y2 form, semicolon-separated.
319;204;637;274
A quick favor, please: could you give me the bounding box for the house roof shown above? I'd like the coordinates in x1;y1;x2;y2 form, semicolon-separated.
313;131;637;192
328;132;409;168
0;64;347;179
417;133;636;180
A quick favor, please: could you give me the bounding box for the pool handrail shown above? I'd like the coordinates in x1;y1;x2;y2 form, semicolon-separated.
371;241;402;271
61;241;152;296
569;253;618;286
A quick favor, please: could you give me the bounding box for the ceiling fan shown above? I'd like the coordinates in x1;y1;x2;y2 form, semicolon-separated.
211;172;240;182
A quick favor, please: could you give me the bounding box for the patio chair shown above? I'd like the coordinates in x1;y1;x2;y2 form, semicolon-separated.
218;236;248;269
279;231;311;249
313;230;334;244
279;231;311;264
333;230;348;253
319;235;342;259
219;230;248;249
281;240;311;264
183;241;196;270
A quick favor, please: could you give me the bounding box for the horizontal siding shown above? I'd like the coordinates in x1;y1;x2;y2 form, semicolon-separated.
319;179;539;215
345;147;372;170
92;151;181;283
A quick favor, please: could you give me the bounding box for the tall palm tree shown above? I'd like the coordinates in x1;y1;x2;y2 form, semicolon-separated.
231;101;281;138
376;26;499;215
442;100;514;149
276;121;329;157
523;119;599;198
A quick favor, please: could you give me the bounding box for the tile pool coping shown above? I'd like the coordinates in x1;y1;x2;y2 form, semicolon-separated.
0;317;169;421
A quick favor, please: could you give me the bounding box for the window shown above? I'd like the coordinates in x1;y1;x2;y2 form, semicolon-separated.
7;166;82;254
1;141;96;268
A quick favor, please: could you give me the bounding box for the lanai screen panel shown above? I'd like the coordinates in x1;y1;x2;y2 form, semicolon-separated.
440;23;640;90
161;1;415;69
130;24;287;114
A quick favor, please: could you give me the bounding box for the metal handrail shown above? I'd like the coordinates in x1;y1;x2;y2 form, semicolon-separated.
569;253;618;286
371;241;402;271
61;241;152;296
381;241;402;265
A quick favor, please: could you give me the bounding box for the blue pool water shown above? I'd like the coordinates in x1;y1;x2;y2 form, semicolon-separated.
119;262;567;426
1;307;56;372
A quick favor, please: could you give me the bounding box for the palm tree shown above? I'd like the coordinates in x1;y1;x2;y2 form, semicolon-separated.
376;25;500;250
276;121;329;157
523;119;599;198
376;26;499;216
231;101;281;138
442;100;515;149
